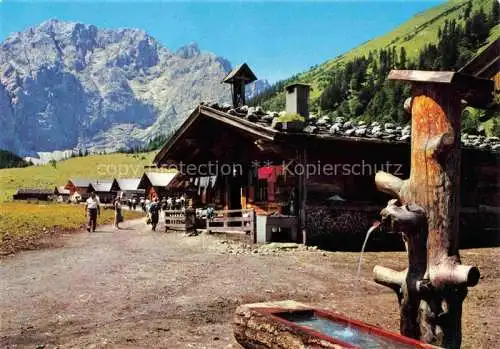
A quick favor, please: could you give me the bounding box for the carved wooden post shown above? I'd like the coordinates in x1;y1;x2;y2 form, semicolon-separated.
373;71;493;348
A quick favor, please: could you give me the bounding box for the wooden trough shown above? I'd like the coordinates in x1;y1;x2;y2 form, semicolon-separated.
233;301;441;349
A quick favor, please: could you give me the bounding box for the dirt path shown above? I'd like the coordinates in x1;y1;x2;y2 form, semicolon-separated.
1;219;498;349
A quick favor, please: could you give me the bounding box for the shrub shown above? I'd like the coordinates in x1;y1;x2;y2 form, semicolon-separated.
277;113;305;123
490;117;500;138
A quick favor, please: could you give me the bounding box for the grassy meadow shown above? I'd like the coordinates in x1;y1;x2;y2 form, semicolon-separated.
0;202;144;253
0;152;156;202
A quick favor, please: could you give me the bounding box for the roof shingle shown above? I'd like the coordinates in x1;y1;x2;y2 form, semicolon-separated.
116;178;141;191
141;172;177;187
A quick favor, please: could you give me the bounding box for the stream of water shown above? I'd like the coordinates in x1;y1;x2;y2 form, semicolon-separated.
356;221;381;281
340;221;382;338
331;222;382;340
278;221;419;348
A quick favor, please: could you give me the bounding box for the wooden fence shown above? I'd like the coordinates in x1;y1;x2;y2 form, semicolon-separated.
164;209;196;233
206;209;256;235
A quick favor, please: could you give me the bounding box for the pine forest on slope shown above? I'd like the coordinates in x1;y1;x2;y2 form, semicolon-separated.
250;0;500;137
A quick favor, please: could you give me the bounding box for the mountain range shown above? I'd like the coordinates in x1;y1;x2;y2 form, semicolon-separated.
2;0;498;160
0;20;269;157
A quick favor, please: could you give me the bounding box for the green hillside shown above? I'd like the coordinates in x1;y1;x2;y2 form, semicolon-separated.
253;0;499;128
0;152;156;202
307;0;497;95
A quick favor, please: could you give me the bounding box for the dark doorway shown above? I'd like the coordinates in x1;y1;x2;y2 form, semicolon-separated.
229;176;242;210
228;176;242;227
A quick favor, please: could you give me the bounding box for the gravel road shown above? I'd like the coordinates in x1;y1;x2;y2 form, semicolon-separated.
1;218;498;349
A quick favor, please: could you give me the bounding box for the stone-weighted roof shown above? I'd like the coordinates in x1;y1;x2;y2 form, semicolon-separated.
68;179;93;188
199;102;500;152
90;180;116;192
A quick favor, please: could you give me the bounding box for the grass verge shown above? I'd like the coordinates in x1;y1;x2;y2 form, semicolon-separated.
0;202;144;255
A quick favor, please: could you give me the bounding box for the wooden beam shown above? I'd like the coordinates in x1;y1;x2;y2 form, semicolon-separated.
388;70;494;109
373;266;406;293
154;106;202;164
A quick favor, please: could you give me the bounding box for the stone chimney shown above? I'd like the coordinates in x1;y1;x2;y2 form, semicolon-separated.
285;83;311;119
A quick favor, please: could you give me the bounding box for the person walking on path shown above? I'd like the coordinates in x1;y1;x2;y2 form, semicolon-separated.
148;197;160;231
113;197;123;229
132;198;137;210
85;192;101;232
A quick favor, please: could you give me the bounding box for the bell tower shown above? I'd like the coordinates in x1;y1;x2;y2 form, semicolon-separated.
223;63;257;108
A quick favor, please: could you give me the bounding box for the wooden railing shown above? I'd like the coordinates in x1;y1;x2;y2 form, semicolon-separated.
206;209;256;235
164;209;196;233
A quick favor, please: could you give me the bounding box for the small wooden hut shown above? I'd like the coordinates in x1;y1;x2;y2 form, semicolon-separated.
90;179;120;204
116;178;145;200
64;179;94;202
13;188;55;201
137;172;178;200
54;186;70;202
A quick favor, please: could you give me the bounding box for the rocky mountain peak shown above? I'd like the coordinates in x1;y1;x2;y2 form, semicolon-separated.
176;42;201;59
0;20;270;157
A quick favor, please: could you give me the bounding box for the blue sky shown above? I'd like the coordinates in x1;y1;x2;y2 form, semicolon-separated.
0;0;444;82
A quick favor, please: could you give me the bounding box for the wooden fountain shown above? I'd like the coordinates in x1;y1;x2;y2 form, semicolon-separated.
232;70;494;349
374;70;494;349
